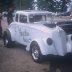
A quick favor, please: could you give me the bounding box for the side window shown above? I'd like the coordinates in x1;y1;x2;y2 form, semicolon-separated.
15;14;18;22
29;15;43;23
20;15;27;23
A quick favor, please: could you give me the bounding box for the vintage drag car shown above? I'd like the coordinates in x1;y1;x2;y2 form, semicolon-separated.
3;10;72;63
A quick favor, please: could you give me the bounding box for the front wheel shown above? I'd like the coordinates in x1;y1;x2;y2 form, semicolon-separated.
30;42;43;63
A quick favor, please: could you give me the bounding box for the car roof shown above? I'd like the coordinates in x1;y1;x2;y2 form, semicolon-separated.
16;10;52;15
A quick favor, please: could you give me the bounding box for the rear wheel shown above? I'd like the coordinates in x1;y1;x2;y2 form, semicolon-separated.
30;42;43;63
3;31;13;48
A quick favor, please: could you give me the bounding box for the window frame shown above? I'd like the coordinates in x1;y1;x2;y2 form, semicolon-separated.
19;14;27;23
15;14;18;22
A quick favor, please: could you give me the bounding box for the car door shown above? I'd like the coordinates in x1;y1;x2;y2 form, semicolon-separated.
13;13;21;42
18;14;30;45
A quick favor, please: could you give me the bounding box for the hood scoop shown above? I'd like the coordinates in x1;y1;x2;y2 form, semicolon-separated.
56;21;72;34
44;23;56;28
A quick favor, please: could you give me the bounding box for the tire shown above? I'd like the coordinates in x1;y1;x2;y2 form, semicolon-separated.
30;41;43;63
3;31;13;48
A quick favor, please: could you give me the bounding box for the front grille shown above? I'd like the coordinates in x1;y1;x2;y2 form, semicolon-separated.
59;30;67;54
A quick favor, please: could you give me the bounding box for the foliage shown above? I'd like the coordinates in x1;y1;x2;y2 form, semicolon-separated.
14;0;33;10
0;0;14;11
37;0;70;12
0;0;71;12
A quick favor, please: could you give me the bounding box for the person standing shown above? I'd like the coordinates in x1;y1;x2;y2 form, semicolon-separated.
7;8;13;25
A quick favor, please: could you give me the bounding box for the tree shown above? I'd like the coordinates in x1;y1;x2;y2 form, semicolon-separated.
0;0;70;12
37;0;70;12
0;0;14;11
14;0;33;10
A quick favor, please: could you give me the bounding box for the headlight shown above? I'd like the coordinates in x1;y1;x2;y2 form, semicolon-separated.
47;38;53;45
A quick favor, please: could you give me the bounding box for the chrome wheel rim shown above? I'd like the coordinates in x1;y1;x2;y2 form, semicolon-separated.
32;46;39;60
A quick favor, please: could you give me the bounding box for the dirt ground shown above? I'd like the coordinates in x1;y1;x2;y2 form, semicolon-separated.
0;40;49;72
1;38;72;72
0;17;72;72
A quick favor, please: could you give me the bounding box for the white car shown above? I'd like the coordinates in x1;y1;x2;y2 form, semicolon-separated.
3;10;71;63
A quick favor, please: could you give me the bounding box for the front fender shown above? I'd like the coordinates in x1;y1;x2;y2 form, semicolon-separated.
26;38;57;55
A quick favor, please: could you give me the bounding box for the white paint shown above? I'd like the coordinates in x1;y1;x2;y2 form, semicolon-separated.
7;10;72;56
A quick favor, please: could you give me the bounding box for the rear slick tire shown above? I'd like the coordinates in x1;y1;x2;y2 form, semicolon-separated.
3;32;13;48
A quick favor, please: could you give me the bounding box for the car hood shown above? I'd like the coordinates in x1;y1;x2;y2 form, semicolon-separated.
29;22;60;34
30;21;56;28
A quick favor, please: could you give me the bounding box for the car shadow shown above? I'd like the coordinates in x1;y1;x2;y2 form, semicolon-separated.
46;55;72;72
8;43;72;72
10;42;26;51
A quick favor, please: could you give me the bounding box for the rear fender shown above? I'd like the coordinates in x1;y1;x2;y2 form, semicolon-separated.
5;28;15;41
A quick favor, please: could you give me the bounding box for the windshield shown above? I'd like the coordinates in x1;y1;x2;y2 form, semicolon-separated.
29;14;47;23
